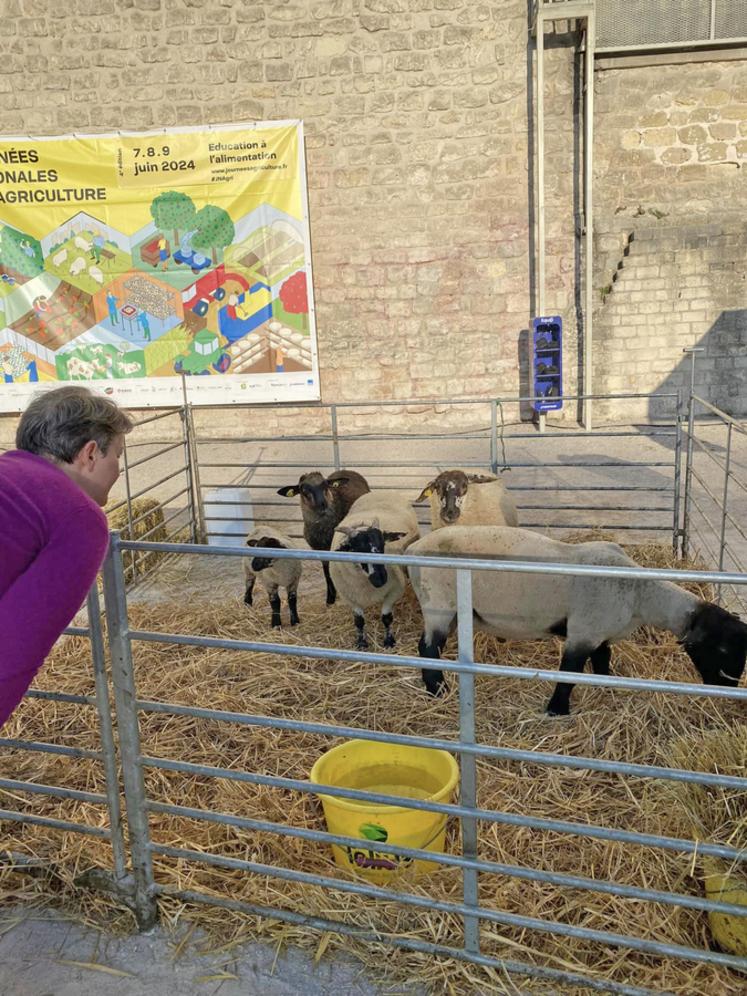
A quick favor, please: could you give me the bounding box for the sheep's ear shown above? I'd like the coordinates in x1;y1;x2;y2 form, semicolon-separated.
416;482;435;502
277;485;299;497
246;538;258;547
467;474;495;484
335;525;355;537
383;531;406;543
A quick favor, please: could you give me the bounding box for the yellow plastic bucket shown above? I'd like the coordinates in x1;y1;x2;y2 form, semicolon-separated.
310;739;460;884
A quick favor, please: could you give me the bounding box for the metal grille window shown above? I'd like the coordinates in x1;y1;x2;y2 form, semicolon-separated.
596;0;747;51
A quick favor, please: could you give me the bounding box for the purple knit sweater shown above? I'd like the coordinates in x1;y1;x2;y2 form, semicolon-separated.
0;450;109;728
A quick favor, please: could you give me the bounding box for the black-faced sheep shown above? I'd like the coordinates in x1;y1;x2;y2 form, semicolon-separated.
407;525;747;715
417;470;519;530
330;491;420;650
244;527;303;629
277;470;370;606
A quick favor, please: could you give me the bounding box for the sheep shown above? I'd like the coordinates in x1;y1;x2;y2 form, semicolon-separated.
330;491;420;650
89;265;104;284
52;248;68;266
417;470;519;530
243;526;303;629
407;525;747;715
69;255;87;276
277;470;370;605
74;235;91;251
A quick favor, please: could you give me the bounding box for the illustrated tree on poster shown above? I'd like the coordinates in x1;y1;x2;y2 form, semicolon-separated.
150;191;196;244
279;270;309;332
192;205;235;265
0;226;43;278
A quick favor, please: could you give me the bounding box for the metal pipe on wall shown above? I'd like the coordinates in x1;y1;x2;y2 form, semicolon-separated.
533;2;595;431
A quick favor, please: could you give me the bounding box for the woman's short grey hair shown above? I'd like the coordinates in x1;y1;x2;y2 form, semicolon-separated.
15;386;133;462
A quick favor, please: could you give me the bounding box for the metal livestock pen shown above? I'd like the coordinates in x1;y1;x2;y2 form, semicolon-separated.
1;386;746;993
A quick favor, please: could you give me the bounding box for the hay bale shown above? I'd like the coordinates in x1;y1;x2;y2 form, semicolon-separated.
1;542;745;993
106;497;166;583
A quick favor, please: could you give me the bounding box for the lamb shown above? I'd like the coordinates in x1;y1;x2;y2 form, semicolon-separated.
417;470;519;530
52;248;68;267
330;491;420;650
407;525;747;715
89;265;104;284
243;526;303;629
69;255;87;276
277;470;370;605
74;235;91;251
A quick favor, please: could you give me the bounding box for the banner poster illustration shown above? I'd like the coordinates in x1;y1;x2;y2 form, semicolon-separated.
0;121;320;410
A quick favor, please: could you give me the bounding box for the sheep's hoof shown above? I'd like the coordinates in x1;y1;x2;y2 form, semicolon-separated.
424;679;447;697
290;616;300;627
326;592;336;606
545;702;570;717
243;593;253;606
271;619;282;629
356;636;369;651
383;634;396;649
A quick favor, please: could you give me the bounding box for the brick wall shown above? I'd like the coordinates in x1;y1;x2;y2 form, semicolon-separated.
0;3;745;441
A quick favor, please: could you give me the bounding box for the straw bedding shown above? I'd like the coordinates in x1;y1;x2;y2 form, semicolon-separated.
1;540;745;995
106;497;166;582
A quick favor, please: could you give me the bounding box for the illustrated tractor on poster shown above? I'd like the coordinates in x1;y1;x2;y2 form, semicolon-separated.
173;328;231;375
173;229;211;274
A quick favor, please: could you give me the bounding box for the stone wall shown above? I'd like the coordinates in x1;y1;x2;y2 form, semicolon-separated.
0;3;745;442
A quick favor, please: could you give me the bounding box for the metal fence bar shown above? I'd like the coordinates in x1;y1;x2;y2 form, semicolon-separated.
148;844;747;972
145;799;747;918
456;569;479;954
716;421;733;603
140;755;746;863
121;435;137;582
0;778;106;804
180;402;198;545
87;586;128;881
127;408;185;429
191;427;679;444
0;739;102;761
672;393;683;555
25;689;95;705
135;701;747;790
123;440;184;472
151;885;654;996
101;534;158;930
0;810;111;838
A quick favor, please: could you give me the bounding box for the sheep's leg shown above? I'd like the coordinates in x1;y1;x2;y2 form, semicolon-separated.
288;587;300;627
545;646;592;716
354;610;368;650
243;575;255;607
382;611;395;648
590;641;611;676
418;630;449;696
268;586;282;628
322;560;336;606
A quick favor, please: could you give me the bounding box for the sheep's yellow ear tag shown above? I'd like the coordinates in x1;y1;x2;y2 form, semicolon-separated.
330;480;342;488
422;487;432;498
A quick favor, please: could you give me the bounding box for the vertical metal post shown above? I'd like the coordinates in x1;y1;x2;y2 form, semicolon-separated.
121;437;137;583
330;405;341;472
186;402;206;544
682;391;696;561
536;13;545;319
583;12;595;432
179;400;200;543
681;348;702;559
672;390;683;558
710;0;717;40
490;400;498;476
456;568;479;955
101;533;158;930
716;422;733;604
86;586;127;882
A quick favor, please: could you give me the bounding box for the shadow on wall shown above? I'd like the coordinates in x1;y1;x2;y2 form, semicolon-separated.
649;309;747;421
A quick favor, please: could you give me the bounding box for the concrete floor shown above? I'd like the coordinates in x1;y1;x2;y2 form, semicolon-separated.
0;908;395;996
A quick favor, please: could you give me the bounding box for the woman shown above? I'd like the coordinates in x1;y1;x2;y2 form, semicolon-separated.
0;386;132;728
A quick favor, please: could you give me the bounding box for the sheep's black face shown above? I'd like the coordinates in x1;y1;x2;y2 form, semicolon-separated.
339;528;389;587
247;536;283;573
681;602;747;686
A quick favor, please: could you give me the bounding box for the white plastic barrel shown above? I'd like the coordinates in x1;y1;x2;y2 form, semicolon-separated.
203;487;254;547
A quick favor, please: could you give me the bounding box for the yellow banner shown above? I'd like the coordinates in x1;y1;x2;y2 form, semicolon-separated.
0;121;318;410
